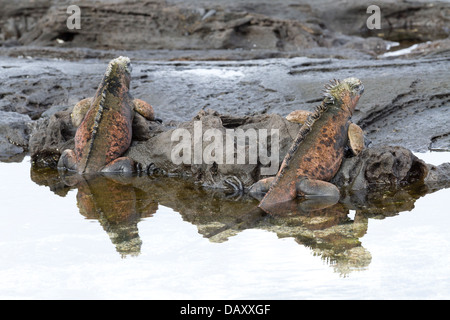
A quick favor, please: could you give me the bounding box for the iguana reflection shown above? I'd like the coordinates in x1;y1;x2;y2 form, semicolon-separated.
74;174;158;257
31;167;157;257
30;167;441;274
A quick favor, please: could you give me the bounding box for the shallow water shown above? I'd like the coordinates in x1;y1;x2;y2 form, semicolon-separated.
0;153;449;299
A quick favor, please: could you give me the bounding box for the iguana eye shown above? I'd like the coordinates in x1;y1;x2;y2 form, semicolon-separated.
358;84;364;94
347;79;363;95
126;62;133;73
351;83;364;95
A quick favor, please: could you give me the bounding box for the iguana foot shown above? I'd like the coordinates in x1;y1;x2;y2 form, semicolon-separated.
250;176;340;200
248;177;275;199
71;98;93;127
101;157;136;174
348;123;364;156
296;177;340;199
58;149;78;172
133;98;156;121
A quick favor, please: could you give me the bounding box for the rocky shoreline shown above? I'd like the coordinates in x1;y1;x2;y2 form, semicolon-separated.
28;105;450;191
0;0;449;192
1;0;449;54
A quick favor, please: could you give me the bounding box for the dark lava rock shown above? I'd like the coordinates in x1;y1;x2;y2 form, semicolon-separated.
331;145;429;190
1;0;449;57
29;109;75;168
425;162;450;190
1;55;448;153
28;106;164;168
1;0;449;190
315;0;450;43
126;110;299;189
27;105;448;192
0;110;32;160
0;0;319;52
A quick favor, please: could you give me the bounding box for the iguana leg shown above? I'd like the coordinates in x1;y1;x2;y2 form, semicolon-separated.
101;157;136;174
248;177;275;197
296;177;340;199
348;123;364;156
133;98;156;121
286;110;312;123
250;175;340;200
58;149;78;172
71;97;93;127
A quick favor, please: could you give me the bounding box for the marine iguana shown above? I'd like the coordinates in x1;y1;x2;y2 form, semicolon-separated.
251;77;365;214
286;109;365;157
58;56;157;174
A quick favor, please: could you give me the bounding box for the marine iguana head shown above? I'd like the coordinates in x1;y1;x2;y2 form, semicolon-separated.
102;56;133;90
323;77;364;114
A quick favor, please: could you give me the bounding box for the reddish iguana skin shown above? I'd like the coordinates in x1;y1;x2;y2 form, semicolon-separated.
58;56;156;174
257;78;364;214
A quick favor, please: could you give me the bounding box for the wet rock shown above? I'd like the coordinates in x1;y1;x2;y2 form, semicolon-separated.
126;110;299;189
2;0;449;59
331;146;429;191
0;57;95;120
28;106;166;168
390;38;450;59
1;46;448;154
27;102;449;192
29;109;75;168
0;0;319;52
314;0;450;43
1;53;447;167
425;162;450;190
0;111;32;160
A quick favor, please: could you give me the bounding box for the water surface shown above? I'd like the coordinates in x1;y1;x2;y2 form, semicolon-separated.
0;153;449;299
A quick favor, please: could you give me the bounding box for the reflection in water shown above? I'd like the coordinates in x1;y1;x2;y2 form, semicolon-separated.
30;167;157;257
30;166;445;275
76;176;157;257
